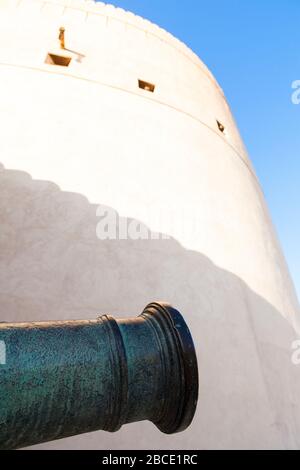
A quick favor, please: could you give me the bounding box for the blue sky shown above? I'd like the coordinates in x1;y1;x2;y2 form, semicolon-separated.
99;0;300;299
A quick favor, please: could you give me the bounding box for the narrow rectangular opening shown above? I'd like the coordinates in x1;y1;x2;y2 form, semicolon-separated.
216;120;225;134
45;53;72;67
138;79;155;93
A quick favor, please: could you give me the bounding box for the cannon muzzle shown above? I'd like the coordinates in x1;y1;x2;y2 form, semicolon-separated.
0;302;198;449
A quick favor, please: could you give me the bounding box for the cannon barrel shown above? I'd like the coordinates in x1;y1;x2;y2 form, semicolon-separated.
0;302;198;449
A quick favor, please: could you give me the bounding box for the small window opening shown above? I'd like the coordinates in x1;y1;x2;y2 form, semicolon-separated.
138;79;155;93
216;120;225;134
45;53;72;67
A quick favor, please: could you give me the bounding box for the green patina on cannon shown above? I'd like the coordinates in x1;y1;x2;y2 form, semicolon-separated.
0;302;198;449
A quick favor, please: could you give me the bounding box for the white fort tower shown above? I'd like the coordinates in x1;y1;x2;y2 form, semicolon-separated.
0;0;300;450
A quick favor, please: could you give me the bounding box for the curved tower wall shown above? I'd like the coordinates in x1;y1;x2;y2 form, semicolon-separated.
0;0;299;449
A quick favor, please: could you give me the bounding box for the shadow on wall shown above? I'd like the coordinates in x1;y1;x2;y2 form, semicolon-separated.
0;162;300;450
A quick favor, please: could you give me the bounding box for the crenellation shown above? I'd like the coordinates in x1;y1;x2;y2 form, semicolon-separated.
8;0;216;86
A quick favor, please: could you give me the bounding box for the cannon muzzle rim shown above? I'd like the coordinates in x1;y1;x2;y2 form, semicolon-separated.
140;302;199;434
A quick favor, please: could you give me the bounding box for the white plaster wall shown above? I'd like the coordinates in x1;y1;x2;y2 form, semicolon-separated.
0;0;299;449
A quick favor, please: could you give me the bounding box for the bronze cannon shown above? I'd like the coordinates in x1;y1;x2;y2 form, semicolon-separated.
0;302;198;449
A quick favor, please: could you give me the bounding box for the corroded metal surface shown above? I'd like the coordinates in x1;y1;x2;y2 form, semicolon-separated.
0;302;198;449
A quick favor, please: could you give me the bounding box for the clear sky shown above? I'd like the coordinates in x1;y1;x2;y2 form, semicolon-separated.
98;0;300;299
